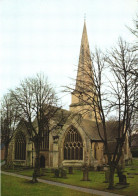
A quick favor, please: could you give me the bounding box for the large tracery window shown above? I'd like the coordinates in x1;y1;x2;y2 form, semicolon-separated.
15;132;26;160
40;130;49;150
64;127;83;160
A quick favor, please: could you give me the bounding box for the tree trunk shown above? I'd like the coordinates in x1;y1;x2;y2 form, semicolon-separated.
4;143;9;165
32;142;40;183
108;166;115;189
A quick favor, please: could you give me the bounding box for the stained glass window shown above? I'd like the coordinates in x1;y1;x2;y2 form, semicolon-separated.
64;127;83;160
40;130;49;150
15;132;26;160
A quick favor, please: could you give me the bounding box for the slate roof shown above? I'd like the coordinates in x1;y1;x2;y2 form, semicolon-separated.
15;107;121;144
79;118;121;141
51;108;121;142
80;119;101;140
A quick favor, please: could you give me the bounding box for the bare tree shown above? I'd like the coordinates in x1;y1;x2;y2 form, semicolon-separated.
65;38;137;189
106;38;137;166
99;39;137;188
128;17;138;38
127;16;138;140
10;74;65;182
0;93;19;165
127;15;138;52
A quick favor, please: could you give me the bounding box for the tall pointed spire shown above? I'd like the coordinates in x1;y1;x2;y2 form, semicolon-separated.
70;21;94;120
80;20;89;51
75;20;92;91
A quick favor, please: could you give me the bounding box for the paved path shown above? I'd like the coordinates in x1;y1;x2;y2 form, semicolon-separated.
1;171;123;196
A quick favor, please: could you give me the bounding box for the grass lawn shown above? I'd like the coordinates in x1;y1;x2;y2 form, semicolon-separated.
1;174;96;196
2;159;138;196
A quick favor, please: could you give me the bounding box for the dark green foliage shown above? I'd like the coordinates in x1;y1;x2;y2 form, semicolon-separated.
131;149;138;157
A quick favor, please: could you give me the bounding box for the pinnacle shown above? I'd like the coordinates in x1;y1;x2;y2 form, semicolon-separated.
81;21;89;48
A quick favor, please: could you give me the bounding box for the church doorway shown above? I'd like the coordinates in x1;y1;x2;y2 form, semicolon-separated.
40;155;45;168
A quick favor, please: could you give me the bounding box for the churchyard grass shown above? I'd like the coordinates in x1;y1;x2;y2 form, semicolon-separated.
2;159;138;196
1;174;96;196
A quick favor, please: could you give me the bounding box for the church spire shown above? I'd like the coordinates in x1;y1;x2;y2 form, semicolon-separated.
80;20;89;50
70;21;95;120
75;20;92;91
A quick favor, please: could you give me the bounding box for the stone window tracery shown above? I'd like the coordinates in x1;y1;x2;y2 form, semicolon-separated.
40;130;49;150
64;126;83;160
15;132;26;160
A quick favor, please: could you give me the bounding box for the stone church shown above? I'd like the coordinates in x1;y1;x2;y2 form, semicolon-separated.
8;21;131;169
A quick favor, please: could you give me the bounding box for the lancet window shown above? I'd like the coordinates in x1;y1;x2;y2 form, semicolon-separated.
40;130;49;150
15;132;26;160
64;126;83;160
79;93;83;102
94;143;98;160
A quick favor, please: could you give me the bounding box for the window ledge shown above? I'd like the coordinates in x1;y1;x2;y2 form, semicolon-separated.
62;160;84;167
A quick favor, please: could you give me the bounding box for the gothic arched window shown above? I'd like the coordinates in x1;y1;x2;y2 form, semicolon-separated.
94;143;98;160
64;127;83;160
15;132;26;160
79;93;83;102
40;130;49;150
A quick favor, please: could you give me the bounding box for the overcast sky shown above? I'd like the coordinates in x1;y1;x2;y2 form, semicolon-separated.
0;0;137;109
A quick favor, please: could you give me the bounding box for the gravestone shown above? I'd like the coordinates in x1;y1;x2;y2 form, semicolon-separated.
105;169;110;183
82;166;90;181
118;172;127;184
61;168;67;178
69;167;73;174
117;165;128;185
54;169;60;178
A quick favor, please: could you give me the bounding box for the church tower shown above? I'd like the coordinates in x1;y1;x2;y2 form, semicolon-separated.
70;21;95;121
